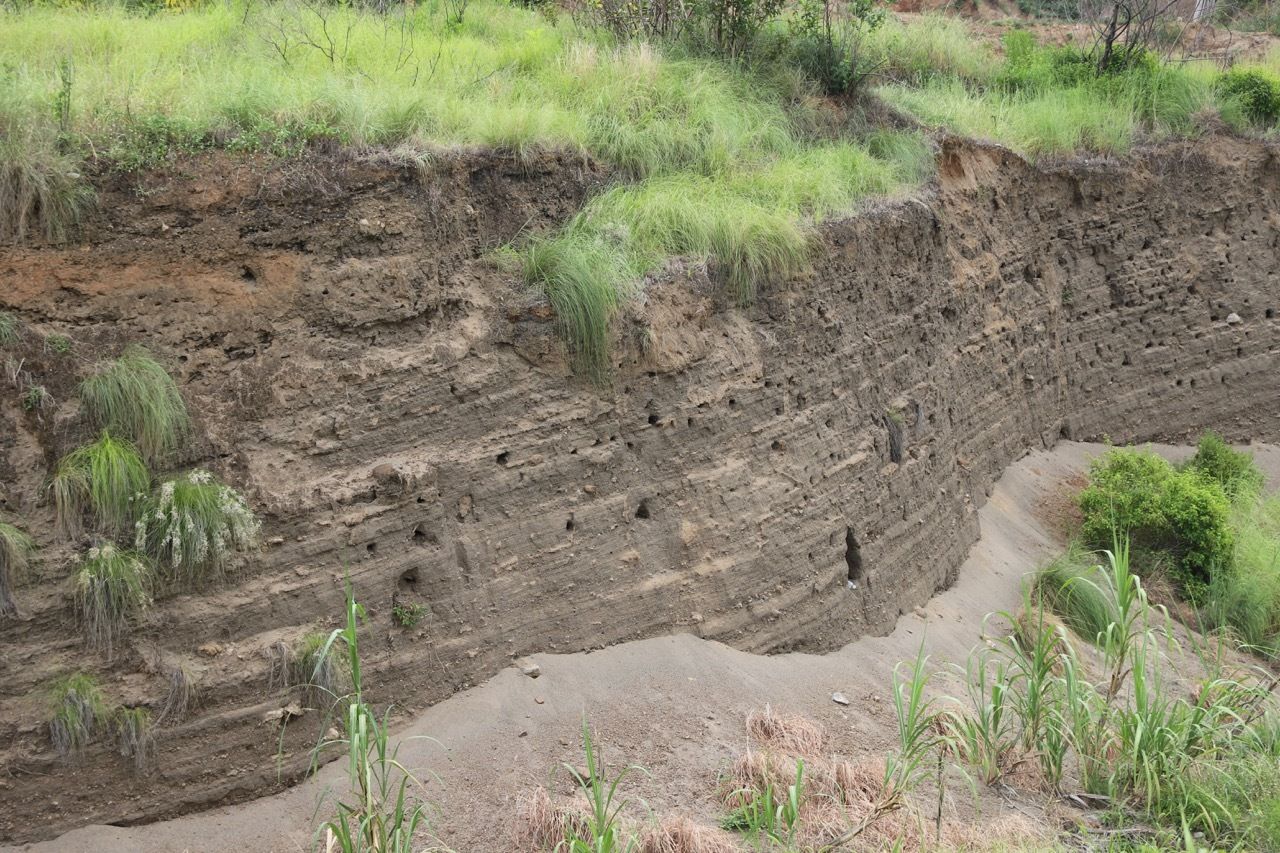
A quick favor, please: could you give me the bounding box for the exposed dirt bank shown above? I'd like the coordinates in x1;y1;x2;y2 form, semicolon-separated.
1;137;1279;841
11;441;1280;853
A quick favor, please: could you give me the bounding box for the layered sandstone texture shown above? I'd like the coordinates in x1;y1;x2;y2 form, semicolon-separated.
1;138;1278;842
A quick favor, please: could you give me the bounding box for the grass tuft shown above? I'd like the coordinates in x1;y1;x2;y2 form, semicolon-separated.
1034;546;1119;645
0;122;94;244
49;672;108;760
292;631;348;707
159;664;201;724
0;520;36;618
73;543;153;657
133;469;259;588
51;432;151;539
112;706;153;772
745;705;825;756
0;311;19;346
80;346;190;464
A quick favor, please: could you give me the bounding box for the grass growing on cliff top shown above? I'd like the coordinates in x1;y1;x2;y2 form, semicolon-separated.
0;0;933;374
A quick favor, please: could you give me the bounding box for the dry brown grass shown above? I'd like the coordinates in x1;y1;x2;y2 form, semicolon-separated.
514;787;591;851
638;816;739;853
745;705;825;755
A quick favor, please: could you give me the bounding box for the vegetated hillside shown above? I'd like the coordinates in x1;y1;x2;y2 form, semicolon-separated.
2;131;1280;841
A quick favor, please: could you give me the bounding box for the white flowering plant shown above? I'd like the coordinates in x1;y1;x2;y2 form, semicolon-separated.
133;469;260;587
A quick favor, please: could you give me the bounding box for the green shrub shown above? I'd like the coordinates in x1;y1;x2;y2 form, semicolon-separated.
80;346;190;464
133;469;259;587
49;673;108;759
785;0;886;96
51;432;151;538
1186;432;1265;501
1078;447;1233;599
1217;67;1280;125
45;334;72;355
0;521;36;618
392;601;427;628
73;543;153;656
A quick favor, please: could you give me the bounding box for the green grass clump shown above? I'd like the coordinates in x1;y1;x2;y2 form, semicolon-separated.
111;706;153;772
49;672;108;760
525;136;929;374
0;116;94;244
1078;445;1233;600
0;521;36;618
51;432;151;538
1034;546;1119;645
862;14;998;84
292;631;348;707
133;469;259;587
1204;495;1280;652
0;311;18;346
877;30;1219;158
1185;432;1265;501
80;346;190;464
73;543;153;657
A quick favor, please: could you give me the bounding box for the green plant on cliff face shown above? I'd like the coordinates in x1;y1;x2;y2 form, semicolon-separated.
51;432;151;538
73;543;153;657
80;346;190;464
0;128;94;244
312;585;432;853
0;311;18;346
111;706;153;772
49;672;108;760
0;520;36;618
133;469;259;588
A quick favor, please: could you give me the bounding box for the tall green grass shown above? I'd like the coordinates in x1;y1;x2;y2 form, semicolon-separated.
51;432;151;538
1205;495;1280;653
80;346;190;464
528;136;929;375
0;520;36;618
0;3;938;372
311;585;429;853
73;543;153;656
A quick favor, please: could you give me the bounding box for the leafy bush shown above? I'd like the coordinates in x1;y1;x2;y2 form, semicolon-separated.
1187;432;1265;501
1217;67;1280;126
1078;447;1233;599
51;432;151;538
80;346;190;464
133;469;259;587
49;673;108;759
74;543;153;656
0;521;36;618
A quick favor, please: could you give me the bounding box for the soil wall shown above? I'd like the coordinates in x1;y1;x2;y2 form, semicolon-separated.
1;137;1278;842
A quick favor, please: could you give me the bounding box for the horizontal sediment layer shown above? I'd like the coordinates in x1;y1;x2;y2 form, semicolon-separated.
1;136;1278;842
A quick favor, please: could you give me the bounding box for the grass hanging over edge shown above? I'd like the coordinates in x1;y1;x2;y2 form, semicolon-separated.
49;672;109;760
51;432;151;539
0;521;36;618
73;543;153;658
80;346;190;464
134;469;260;589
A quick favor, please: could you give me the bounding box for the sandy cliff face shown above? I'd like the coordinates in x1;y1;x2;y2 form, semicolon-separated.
1;137;1278;841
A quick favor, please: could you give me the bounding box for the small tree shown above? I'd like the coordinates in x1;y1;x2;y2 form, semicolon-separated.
1079;0;1181;73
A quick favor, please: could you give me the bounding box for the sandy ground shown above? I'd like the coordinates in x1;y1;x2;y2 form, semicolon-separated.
13;441;1280;853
